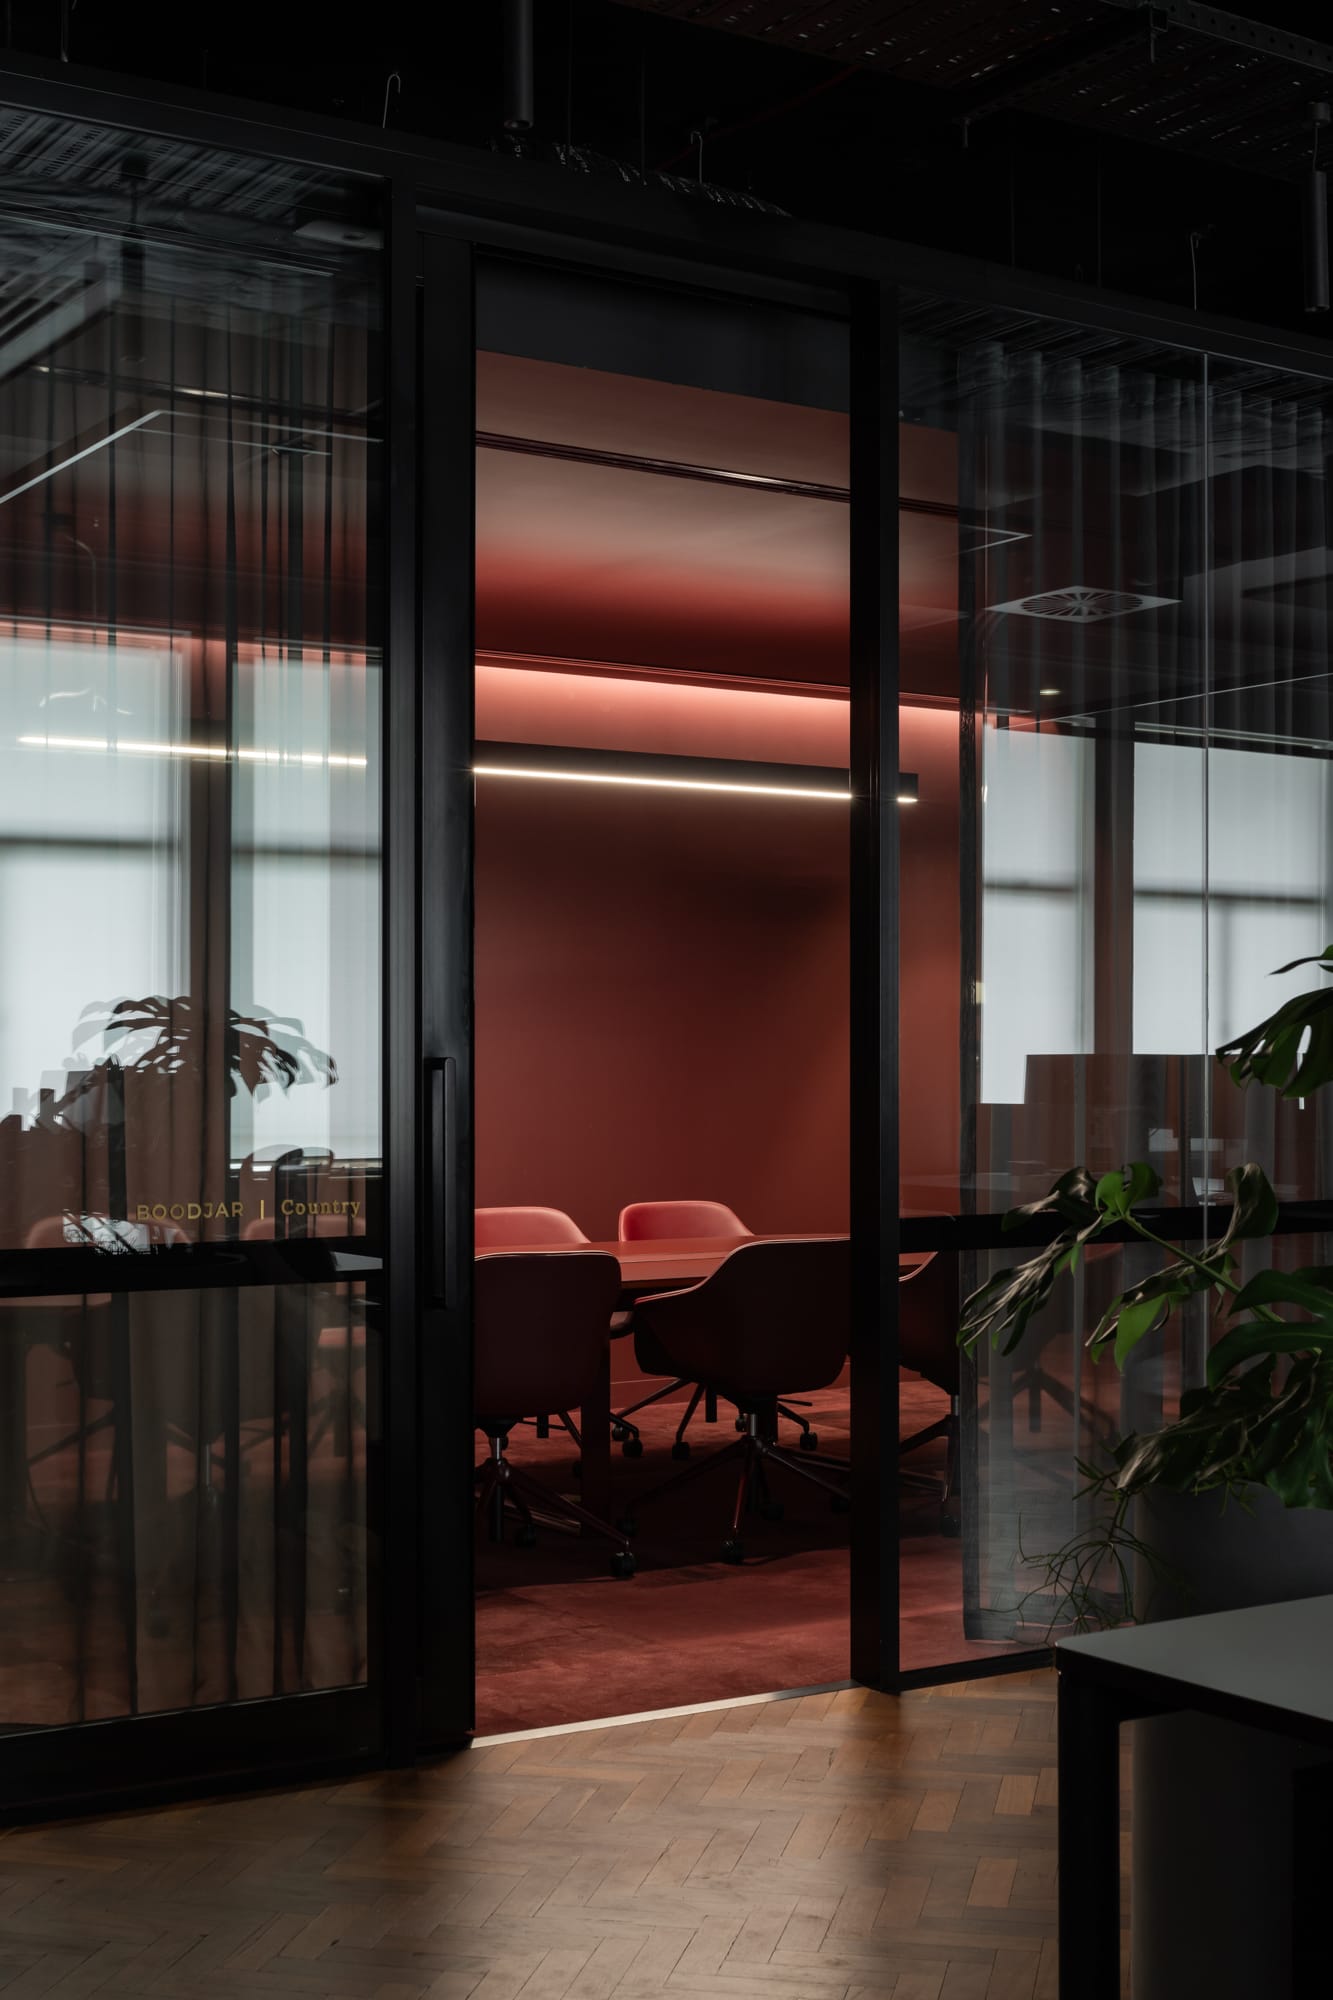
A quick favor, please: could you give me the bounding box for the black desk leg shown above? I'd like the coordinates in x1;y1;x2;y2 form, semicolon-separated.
1058;1669;1123;2000
1293;1760;1333;1988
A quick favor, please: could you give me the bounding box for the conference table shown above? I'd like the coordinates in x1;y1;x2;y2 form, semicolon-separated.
475;1231;931;1523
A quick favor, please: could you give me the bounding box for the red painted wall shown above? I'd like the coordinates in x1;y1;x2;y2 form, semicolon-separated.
473;773;850;1245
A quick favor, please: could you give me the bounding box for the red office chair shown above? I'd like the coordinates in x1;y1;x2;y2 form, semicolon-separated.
475;1206;636;1454
619;1238;851;1563
620;1200;749;1242
613;1198;822;1457
475;1205;590;1248
474;1251;635;1577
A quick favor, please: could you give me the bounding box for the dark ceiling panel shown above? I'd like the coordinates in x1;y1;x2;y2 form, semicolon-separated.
615;0;1110;88
614;0;1333;180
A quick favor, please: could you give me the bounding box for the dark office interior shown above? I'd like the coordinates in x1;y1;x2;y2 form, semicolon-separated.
2;3;1333;1997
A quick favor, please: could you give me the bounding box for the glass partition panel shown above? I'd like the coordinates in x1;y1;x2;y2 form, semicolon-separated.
0;108;382;1732
898;295;1333;1670
1203;368;1333;1202
899;297;1210;1664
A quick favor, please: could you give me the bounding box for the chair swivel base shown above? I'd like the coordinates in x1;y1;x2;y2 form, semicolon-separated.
900;1407;961;1537
621;1405;850;1564
475;1436;635;1578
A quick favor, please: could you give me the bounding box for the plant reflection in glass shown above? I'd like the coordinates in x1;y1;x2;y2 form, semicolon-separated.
960;947;1333;1628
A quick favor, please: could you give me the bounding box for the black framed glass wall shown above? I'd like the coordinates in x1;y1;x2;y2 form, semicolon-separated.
897;291;1333;1668
0;107;384;1792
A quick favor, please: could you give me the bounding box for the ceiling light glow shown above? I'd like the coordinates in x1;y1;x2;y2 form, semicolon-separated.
473;763;850;801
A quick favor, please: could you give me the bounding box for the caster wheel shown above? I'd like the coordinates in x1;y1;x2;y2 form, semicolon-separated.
721;1538;745;1564
760;1500;784;1522
611;1425;629;1444
799;1430;819;1452
618;1513;638;1538
671;1440;691;1461
622;1436;644;1459
734;1417;746;1432
830;1493;852;1515
610;1550;637;1579
941;1511;961;1538
514;1523;538;1549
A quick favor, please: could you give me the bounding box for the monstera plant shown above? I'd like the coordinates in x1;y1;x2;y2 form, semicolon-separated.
960;947;1333;1628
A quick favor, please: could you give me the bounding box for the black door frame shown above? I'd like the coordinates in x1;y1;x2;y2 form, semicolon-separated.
4;48;1333;1810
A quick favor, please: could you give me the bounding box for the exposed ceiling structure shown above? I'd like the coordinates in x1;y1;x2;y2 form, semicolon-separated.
5;0;1333;328
613;1;1333;182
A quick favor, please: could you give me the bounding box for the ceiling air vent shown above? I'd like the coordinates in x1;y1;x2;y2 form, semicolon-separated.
988;585;1178;620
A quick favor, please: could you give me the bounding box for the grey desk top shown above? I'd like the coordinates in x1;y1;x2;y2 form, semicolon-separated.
1058;1594;1333;1736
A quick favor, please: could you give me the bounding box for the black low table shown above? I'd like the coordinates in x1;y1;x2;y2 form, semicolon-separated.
1056;1594;1333;1999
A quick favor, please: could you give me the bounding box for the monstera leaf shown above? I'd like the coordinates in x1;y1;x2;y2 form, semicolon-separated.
1216;946;1333;1098
67;995;337;1100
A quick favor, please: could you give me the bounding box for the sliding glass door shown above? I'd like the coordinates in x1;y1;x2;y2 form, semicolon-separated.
0;106;386;1800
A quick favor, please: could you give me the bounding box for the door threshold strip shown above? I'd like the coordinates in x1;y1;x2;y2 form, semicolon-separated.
471;1679;857;1747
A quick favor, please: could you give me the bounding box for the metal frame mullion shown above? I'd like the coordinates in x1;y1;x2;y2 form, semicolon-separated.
849;278;901;1691
415;231;477;1751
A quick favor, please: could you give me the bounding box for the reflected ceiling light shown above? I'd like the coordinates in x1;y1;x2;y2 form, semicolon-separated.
18;733;366;768
0;412;164;508
989;585;1178;621
1039;686;1061;697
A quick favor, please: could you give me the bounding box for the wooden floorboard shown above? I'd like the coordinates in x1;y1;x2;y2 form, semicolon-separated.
0;1670;1113;1999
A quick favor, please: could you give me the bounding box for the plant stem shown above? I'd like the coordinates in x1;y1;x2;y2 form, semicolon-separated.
1122;1212;1287;1325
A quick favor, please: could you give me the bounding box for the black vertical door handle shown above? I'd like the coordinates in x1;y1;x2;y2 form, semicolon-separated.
426;1055;456;1308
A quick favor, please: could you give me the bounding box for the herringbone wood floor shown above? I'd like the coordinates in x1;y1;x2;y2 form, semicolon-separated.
0;1669;1125;1998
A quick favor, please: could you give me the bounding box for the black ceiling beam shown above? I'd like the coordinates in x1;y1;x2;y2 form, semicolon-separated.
1141;0;1333;77
951;8;1150;128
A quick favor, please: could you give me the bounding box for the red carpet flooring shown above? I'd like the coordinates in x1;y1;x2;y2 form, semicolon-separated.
474;1372;1024;1735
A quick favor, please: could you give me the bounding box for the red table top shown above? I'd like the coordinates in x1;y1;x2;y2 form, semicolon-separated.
475;1232;927;1287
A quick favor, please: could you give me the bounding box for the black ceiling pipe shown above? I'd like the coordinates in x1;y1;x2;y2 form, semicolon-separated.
503;0;535;133
1305;102;1330;314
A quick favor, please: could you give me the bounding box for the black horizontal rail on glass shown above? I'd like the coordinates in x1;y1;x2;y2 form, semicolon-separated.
0;1240;375;1298
899;1202;1333;1256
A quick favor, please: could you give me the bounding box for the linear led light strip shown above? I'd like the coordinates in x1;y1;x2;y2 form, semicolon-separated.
18;734;367;768
473;762;919;804
474;763;848;801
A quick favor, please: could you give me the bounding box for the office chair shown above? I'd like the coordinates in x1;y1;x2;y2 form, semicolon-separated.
613;1199;822;1457
897;1247;962;1537
618;1238;850;1563
474;1206;636;1454
474;1250;635;1578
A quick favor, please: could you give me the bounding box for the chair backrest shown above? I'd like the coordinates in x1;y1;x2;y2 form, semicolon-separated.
473;1251;621;1419
897;1252;960;1395
618;1199;750;1242
474;1205;589;1248
635;1238;849;1399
